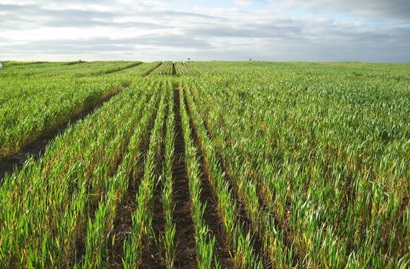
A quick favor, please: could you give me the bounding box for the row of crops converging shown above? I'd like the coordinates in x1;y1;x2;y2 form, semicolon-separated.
0;60;409;268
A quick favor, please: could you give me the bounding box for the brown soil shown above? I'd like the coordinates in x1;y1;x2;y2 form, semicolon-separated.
172;63;177;76
0;132;52;180
171;88;197;269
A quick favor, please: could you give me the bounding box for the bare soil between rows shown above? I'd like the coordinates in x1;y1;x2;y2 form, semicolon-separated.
170;88;196;269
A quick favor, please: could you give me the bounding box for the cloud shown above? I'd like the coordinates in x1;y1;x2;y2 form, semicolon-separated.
269;0;410;20
0;0;409;62
312;0;410;19
234;0;253;6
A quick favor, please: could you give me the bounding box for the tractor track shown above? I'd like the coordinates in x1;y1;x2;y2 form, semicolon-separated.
170;88;197;269
0;84;128;182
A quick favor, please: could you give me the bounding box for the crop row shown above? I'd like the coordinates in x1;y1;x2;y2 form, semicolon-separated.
147;61;200;76
185;62;410;268
180;82;266;268
0;62;159;160
0;61;143;78
0;61;409;268
0;78;162;267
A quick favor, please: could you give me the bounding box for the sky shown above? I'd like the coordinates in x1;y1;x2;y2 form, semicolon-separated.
0;0;409;62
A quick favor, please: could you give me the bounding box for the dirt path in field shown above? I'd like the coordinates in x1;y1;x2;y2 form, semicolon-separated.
97;62;143;75
142;62;163;77
0;85;127;183
170;88;197;269
172;63;176;76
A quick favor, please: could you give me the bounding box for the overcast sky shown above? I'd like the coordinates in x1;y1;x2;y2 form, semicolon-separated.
0;0;409;62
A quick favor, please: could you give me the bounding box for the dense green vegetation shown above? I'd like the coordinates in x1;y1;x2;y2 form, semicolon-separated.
0;61;162;159
0;61;409;268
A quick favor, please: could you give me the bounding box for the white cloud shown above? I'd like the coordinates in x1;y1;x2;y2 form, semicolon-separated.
0;0;409;62
234;0;253;6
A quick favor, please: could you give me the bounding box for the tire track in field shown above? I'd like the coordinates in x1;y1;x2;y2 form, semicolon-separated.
142;62;163;77
171;88;196;269
95;62;143;75
0;84;128;182
172;63;177;76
